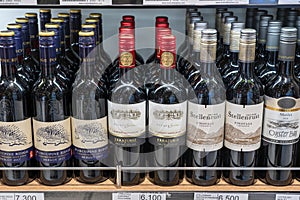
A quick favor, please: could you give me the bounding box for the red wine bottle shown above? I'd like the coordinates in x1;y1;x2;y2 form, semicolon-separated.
70;9;81;57
39;9;51;31
0;30;34;186
259;27;300;186
108;33;146;186
223;29;264;186
148;35;187;186
32;31;72;186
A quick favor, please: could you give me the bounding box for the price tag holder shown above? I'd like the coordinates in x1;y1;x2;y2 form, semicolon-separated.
276;194;300;200
60;0;112;5
0;193;44;200
191;0;248;5
113;193;167;200
143;0;194;6
194;192;248;200
0;0;37;5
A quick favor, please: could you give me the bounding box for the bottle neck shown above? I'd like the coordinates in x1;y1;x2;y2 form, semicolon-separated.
119;50;135;84
278;60;294;77
70;17;81;45
278;40;296;78
239;62;255;78
14;34;24;64
80;42;95;79
160;67;175;83
230;51;239;66
99;22;103;43
256;42;266;56
266;50;278;66
223;44;230;55
29;22;39;50
160;51;176;83
40;44;56;78
0;45;17;78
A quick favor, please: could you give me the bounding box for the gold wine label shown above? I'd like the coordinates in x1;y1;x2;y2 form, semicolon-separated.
161;52;174;68
120;52;133;67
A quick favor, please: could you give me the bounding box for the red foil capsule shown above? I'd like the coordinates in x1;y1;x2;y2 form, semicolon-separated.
122;15;135;22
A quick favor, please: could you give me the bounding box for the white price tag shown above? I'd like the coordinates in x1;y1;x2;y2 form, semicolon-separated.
60;0;111;5
276;194;300;200
113;193;167;200
0;0;37;5
143;0;194;5
0;193;44;200
278;0;300;4
194;193;248;200
191;0;248;5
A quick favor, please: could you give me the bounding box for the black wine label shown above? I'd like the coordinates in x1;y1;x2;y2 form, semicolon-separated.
109;135;145;147
148;135;185;147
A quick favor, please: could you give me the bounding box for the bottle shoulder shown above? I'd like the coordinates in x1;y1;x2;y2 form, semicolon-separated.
109;82;146;104
0;78;28;94
265;76;300;98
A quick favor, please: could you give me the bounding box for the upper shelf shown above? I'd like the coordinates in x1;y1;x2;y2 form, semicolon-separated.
0;0;299;8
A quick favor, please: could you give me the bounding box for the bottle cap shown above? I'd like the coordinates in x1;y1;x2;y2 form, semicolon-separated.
39;9;50;13
268;20;282;27
7;23;22;29
25;13;37;18
156;22;169;28
39;30;55;37
70;9;81;14
119;27;134;35
51;18;64;23
240;28;256;40
190;16;202;24
156;16;168;23
280;27;297;42
225;16;238;24
79;30;94;37
122;15;135;21
0;30;14;37
86;18;98;23
160;35;176;51
260;14;273;21
58;13;70;18
216;8;227;13
120;21;134;28
194;21;208;30
201;29;217;40
231;22;245;30
90;13;102;18
188;12;201;18
45;23;59;29
82;23;96;29
15;18;29;23
221;11;233;20
260;19;270;27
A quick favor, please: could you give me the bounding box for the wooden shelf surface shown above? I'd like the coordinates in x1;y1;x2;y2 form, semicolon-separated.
1;178;300;192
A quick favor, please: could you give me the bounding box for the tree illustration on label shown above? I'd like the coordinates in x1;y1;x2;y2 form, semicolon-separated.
36;124;69;146
74;122;106;144
0;125;28;146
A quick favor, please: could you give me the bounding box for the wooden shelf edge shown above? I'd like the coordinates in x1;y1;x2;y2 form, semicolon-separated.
0;179;299;192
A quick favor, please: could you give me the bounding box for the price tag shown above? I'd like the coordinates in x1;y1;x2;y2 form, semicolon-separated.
0;0;37;5
278;0;300;4
143;0;194;6
191;0;248;5
0;193;44;200
194;193;248;200
276;194;300;200
60;0;112;5
113;193;167;200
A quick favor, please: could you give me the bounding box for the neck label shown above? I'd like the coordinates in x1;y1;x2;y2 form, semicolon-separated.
120;51;135;68
160;51;175;68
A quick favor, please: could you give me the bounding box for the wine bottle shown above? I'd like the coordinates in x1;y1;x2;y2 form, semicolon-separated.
245;8;258;29
257;22;282;86
72;30;108;184
277;8;288;22
15;18;38;88
70;9;81;57
286;10;298;27
186;29;226;186
39;9;51;31
108;33;146;186
183;21;208;84
25;12;40;67
215;8;227;49
223;29;264;186
222;22;245;88
58;12;81;73
259;27;300;186
0;30;34;186
216;16;238;73
45;23;72;87
253;10;268;35
294;19;300;80
255;19;270;69
148;35;187;186
32;30;72;186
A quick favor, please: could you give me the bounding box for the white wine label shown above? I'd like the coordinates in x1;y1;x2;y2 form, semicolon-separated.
149;101;187;138
0;0;37;5
60;0;112;5
224;101;263;151
33;118;72;163
72;117;108;161
108;101;146;138
0;118;33;163
187;102;225;152
262;96;300;145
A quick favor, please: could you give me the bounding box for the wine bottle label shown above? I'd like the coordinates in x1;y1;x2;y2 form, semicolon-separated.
33;118;72;163
149;101;187;138
187;102;225;152
160;51;176;69
0;118;33;163
15;36;24;57
262;96;300;145
108;101;146;138
224;101;263;151
72;117;108;161
200;41;217;63
239;42;255;63
279;42;296;61
120;51;135;68
223;23;231;45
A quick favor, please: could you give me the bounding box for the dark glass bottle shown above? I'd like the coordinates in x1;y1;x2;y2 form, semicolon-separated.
45;23;72;87
39;9;51;31
257;24;281;87
70;9;81;57
108;33;146;186
259;27;300;186
186;29;225;186
277;8;288;23
294;19;300;80
0;30;34;186
286;10;298;27
221;22;245;88
215;8;228;46
245;8;258;29
255;19;270;70
72;30;108;184
32;30;72;186
25;12;40;67
223;29;264;186
58;12;81;73
15;18;38;88
216;16;238;73
253;10;268;35
148;35;187;186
